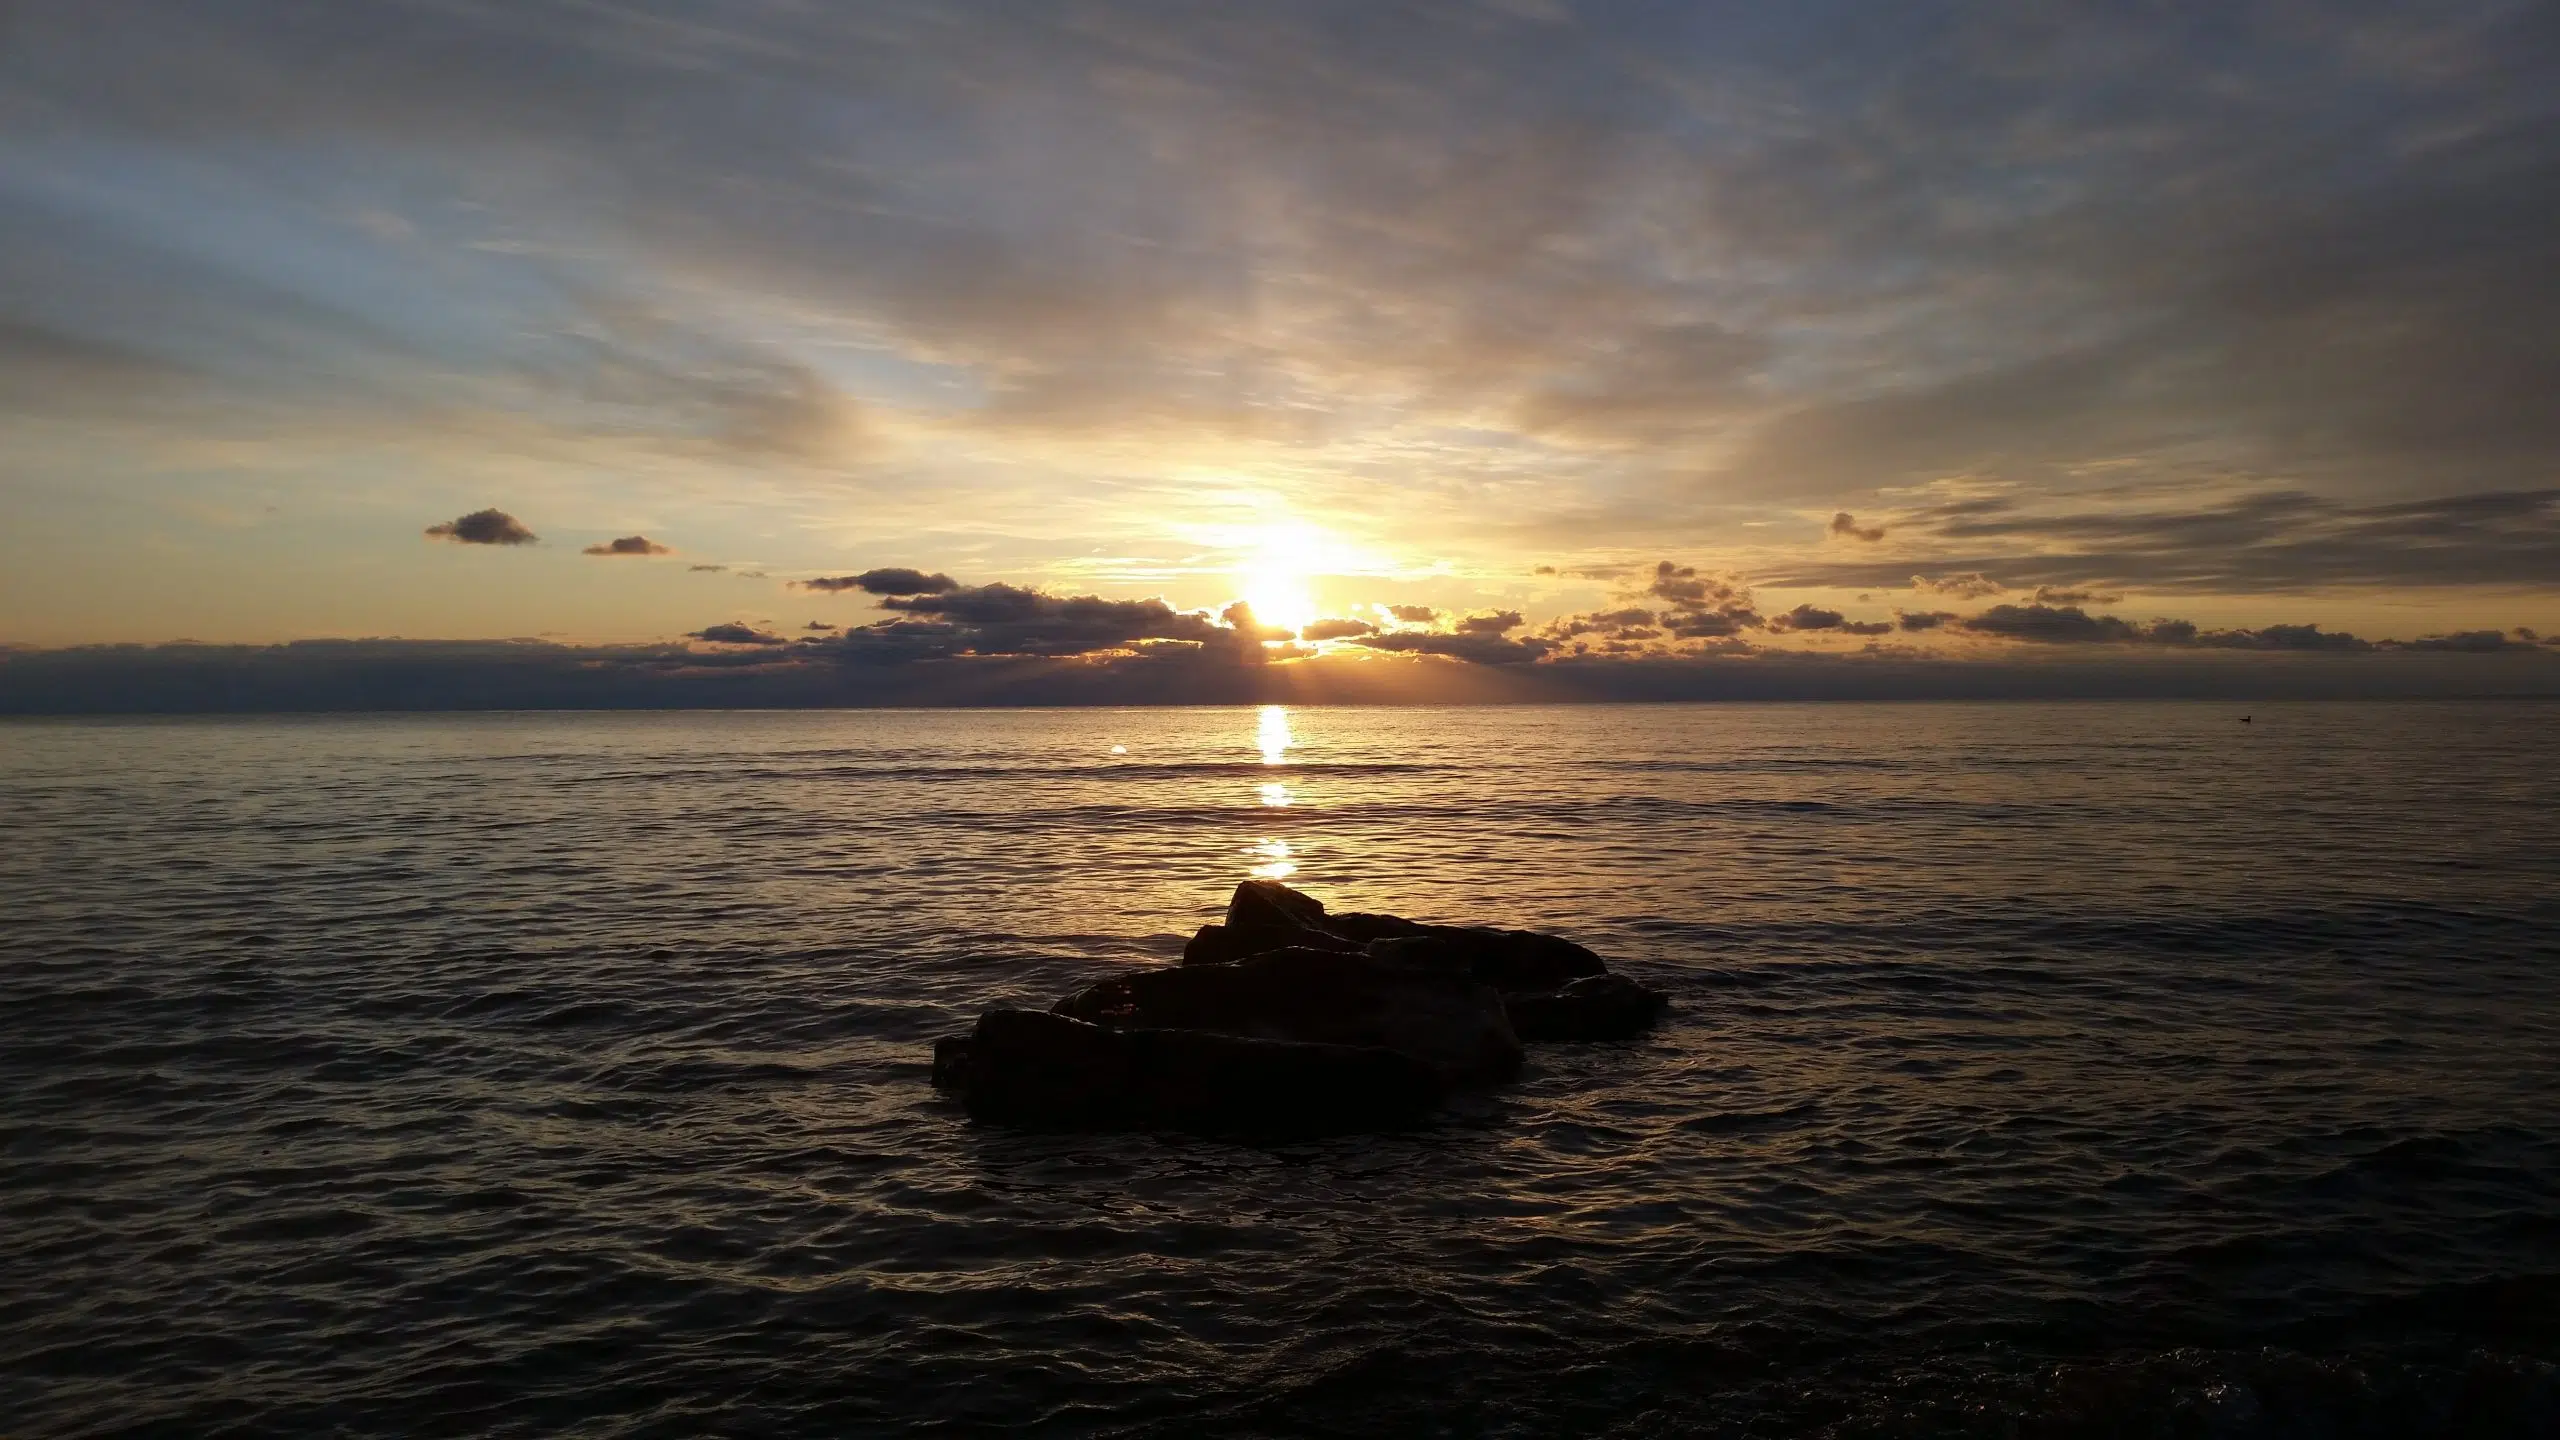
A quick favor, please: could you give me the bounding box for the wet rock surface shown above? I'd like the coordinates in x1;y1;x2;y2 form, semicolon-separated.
945;1009;1442;1136
1053;945;1522;1087
1505;972;1674;1042
933;880;1668;1134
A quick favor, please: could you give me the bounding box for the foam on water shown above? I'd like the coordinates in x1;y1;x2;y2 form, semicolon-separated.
2;702;2556;1435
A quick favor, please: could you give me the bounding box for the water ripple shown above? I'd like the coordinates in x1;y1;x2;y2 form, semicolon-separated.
2;701;2555;1435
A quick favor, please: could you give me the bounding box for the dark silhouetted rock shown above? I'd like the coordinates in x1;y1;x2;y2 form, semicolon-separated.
1360;935;1477;979
1377;926;1608;992
951;1008;1441;1135
1336;924;1610;992
1181;920;1360;966
1225;877;1332;931
1327;911;1427;943
1055;946;1522;1086
933;878;1666;1134
1504;973;1670;1042
932;1033;973;1089
1212;882;1610;992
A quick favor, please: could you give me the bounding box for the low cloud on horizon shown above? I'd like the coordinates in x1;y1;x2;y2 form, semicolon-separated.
7;631;2555;716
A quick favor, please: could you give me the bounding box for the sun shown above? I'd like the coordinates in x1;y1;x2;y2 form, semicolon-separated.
1239;525;1326;634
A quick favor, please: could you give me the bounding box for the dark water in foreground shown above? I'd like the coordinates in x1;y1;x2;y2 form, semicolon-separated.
3;701;2557;1437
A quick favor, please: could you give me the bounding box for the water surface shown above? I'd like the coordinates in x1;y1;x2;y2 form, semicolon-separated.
4;702;2556;1435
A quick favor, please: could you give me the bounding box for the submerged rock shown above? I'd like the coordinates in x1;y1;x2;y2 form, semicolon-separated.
1504;972;1672;1043
932;878;1667;1135
941;1008;1441;1136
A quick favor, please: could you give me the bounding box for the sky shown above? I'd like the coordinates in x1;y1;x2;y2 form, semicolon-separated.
2;0;2557;703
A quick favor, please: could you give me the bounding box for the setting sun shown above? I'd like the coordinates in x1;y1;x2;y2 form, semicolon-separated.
1238;525;1330;635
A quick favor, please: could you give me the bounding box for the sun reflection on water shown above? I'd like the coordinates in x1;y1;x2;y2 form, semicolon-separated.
1248;707;1296;874
1256;704;1291;765
1246;837;1296;880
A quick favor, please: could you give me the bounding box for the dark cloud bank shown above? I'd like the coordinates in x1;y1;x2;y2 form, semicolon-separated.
8;562;2554;711
7;639;2552;713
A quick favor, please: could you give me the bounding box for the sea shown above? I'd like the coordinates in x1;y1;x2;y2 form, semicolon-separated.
2;701;2556;1437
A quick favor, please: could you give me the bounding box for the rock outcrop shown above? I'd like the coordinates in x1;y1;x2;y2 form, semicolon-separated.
1053;944;1522;1086
1503;972;1672;1042
943;1008;1442;1135
931;879;1669;1136
1189;881;1611;994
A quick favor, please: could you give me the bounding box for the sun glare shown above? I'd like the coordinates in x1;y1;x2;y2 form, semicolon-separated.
1239;525;1328;634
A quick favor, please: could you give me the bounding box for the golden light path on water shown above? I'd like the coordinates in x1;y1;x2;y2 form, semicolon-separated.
1250;704;1295;879
1255;704;1291;766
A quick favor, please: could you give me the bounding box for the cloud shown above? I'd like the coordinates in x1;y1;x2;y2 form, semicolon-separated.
1896;610;1958;632
1385;604;1440;624
1664;612;1754;639
811;573;1278;661
1957;604;2381;652
1218;601;1295;642
1548;606;1659;639
1456;610;1525;634
2404;629;2532;653
689;622;786;645
805;620;837;631
1586;608;1655;629
1912;573;2006;599
688;563;728;573
2194;624;2367;652
2029;585;2120;606
1300;617;1378;641
1646;561;1762;637
1348;630;1555;665
424;508;537;546
1758;603;1897;638
1777;491;2560;596
1960;605;2181;645
1828;512;1885;543
8;626;2556;716
797;568;959;596
582;534;671;556
534;294;863;462
7;1;2559;645
1768;604;1844;631
1511;321;1771;445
